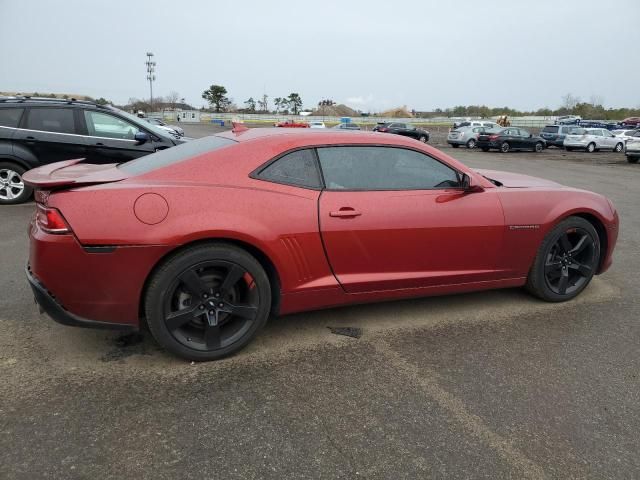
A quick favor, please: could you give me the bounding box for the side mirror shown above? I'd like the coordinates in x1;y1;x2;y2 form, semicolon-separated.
134;131;150;144
461;173;484;193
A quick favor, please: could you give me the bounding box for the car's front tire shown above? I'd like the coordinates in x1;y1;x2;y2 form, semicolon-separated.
418;135;428;143
586;143;596;153
145;243;272;361
500;142;510;153
526;216;600;302
466;139;476;149
534;142;544;153
0;162;33;205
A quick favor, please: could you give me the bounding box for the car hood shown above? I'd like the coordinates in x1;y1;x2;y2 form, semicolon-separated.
475;169;564;188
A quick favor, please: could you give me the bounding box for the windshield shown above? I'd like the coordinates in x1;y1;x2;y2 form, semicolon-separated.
106;106;174;138
119;135;237;175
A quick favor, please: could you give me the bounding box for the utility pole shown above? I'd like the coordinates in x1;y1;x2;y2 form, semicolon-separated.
145;52;156;112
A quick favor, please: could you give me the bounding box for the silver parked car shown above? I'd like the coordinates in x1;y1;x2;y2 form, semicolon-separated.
612;129;639;142
144;117;185;137
624;131;640;163
447;126;493;148
563;128;625;153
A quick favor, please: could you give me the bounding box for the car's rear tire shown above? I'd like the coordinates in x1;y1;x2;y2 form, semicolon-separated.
144;243;272;361
466;139;476;149
627;156;639;163
614;142;623;152
451;143;460;148
418;135;428;143
481;147;490;152
526;216;600;302
534;142;544;153
500;142;510;153
586;143;596;153
0;162;32;205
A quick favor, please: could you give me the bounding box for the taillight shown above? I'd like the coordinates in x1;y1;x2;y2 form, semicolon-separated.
378;127;388;132
36;205;71;234
488;135;499;141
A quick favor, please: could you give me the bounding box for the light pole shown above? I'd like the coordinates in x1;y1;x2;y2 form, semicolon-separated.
145;52;156;112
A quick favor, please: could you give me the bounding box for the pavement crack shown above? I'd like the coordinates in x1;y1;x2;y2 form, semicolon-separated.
372;339;548;480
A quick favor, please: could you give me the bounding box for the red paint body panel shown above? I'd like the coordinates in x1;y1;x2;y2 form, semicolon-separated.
25;129;619;327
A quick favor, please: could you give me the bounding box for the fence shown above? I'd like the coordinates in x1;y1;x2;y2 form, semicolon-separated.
153;110;559;129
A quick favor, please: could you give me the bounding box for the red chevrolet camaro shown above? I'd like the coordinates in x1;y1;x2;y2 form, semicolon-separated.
24;127;619;361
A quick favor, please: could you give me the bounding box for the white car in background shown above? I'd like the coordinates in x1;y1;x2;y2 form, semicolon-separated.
143;117;185;137
309;121;326;129
447;126;494;149
563;128;625;153
624;132;640;163
612;129;639;142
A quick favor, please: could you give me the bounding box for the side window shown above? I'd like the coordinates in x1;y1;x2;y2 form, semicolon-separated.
258;149;322;189
26;108;76;134
84;111;140;140
318;146;460;191
519;129;530;137
0;108;24;128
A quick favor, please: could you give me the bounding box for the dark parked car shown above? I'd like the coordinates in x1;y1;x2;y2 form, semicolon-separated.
539;124;580;148
373;122;429;142
0;97;186;204
476;127;546;153
333;122;361;130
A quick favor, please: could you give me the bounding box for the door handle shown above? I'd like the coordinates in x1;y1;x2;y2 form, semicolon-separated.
329;208;362;218
95;142;105;146
25;136;36;143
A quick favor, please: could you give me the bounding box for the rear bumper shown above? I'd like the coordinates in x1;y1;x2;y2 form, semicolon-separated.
27;265;137;330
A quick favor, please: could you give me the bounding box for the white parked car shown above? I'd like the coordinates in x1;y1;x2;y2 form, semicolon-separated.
563;128;625;153
612;129;639;142
447;126;494;149
309;121;326;129
624;131;640;163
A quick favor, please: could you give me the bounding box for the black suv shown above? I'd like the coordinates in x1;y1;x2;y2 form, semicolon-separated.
372;122;430;142
0;97;186;204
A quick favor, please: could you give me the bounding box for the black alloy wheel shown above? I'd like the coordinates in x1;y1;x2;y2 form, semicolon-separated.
145;244;271;361
526;216;600;302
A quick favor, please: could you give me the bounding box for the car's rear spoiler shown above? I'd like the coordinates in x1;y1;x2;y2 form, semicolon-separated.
22;158;129;189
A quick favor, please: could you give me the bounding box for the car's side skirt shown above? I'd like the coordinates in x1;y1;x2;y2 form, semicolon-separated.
278;277;527;315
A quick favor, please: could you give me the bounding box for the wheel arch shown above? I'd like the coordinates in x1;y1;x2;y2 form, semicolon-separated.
0;155;32;171
138;237;282;329
569;212;608;273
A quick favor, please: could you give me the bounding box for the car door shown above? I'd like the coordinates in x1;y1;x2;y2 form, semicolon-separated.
81;109;156;164
317;146;505;293
590;129;605;149
518;128;533;149
503;128;520;148
13;107;87;165
602;130;617;149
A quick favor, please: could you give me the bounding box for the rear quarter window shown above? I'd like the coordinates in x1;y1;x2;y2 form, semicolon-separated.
0;108;24;128
542;126;559;133
119;136;237;175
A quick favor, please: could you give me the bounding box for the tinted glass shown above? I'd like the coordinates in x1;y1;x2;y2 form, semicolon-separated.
542;126;559;133
318;146;459;190
84;111;140;139
0;108;24;128
120;135;236;175
259;149;321;189
26;108;75;134
519;129;530;137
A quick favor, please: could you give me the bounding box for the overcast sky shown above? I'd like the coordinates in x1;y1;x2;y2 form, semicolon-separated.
2;0;639;112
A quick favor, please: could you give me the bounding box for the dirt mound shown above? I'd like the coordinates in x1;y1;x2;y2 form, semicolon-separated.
312;104;360;117
380;106;414;118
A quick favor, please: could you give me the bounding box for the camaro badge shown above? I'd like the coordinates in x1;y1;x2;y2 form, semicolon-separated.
509;225;540;230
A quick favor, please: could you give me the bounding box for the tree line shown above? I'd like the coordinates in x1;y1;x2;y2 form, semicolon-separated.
202;85;304;115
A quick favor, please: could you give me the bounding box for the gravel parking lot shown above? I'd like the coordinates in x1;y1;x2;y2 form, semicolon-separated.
1;123;639;479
